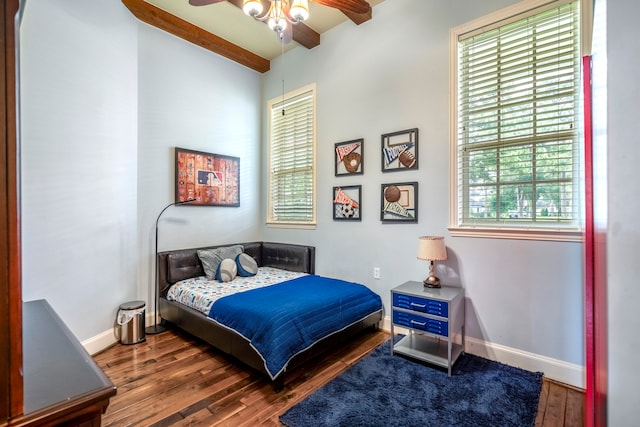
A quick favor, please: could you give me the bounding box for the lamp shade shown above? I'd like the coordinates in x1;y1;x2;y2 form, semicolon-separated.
290;0;310;22
417;236;447;261
243;0;264;17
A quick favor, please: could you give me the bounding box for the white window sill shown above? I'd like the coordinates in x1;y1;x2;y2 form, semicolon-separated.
448;226;583;242
266;222;317;230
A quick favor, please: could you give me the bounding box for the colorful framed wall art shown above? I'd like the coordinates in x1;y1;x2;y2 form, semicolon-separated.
175;147;240;207
380;181;418;223
333;185;362;221
381;128;418;172
335;139;364;176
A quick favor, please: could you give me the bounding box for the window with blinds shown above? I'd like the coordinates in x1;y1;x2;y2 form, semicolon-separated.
267;85;316;226
452;0;582;238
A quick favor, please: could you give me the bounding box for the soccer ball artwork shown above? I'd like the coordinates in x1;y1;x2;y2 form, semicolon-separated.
337;203;357;219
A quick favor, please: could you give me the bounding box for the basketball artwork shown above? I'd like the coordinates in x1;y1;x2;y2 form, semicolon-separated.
333;186;362;221
380;182;418;223
175;147;240;206
381;128;418;172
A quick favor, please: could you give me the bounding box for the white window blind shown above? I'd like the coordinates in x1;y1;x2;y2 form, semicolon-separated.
267;87;316;226
456;1;581;232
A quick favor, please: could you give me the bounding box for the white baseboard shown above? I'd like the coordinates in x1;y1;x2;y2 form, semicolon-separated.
82;312;156;356
82;328;119;356
380;316;584;389
463;336;584;389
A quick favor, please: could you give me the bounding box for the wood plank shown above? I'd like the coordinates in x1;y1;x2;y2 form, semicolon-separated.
535;378;550;427
565;388;586;427
542;381;568;427
121;0;270;73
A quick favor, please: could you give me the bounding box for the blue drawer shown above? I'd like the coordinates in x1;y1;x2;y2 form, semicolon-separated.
392;310;448;337
393;293;448;317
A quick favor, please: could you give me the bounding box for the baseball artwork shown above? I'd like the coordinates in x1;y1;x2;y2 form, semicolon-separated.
380;182;418;223
335;139;364;176
381;128;418;172
333;186;362;221
175;147;240;207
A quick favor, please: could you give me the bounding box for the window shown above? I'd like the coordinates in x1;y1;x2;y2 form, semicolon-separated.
267;84;316;227
450;0;582;241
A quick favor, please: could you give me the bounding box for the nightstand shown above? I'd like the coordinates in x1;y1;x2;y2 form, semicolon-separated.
390;281;464;376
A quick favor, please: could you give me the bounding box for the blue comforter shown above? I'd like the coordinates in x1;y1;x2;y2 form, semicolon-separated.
208;275;382;379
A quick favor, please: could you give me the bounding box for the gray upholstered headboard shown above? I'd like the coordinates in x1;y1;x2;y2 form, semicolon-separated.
157;241;315;297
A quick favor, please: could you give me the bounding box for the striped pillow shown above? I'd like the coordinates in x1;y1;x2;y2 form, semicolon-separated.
236;253;258;277
215;258;237;283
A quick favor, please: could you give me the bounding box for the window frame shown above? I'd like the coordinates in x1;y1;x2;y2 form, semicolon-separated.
266;83;317;229
449;0;584;242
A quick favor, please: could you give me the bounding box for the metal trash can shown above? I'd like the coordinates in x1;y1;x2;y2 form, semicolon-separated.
117;300;146;345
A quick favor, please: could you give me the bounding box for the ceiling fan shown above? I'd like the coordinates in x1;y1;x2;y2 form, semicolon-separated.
188;0;372;49
189;0;371;44
188;0;370;16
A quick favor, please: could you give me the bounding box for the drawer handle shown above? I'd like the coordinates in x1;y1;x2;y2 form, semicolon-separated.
410;320;426;326
410;302;426;309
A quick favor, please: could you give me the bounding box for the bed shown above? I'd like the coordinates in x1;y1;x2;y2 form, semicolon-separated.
157;241;383;391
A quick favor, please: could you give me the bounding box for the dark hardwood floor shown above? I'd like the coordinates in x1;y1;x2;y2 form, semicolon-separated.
93;327;584;426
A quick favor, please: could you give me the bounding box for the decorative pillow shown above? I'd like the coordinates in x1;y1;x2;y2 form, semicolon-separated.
216;258;237;282
236;253;258;277
197;245;243;279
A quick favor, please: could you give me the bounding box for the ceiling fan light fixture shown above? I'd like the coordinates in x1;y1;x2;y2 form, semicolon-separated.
266;0;288;34
242;0;264;18
242;0;311;38
289;0;310;22
268;16;287;33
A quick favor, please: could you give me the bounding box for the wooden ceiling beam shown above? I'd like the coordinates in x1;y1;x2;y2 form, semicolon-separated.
122;0;271;73
341;6;372;25
225;0;320;49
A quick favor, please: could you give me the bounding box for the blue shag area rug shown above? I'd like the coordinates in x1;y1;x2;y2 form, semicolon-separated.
280;337;543;427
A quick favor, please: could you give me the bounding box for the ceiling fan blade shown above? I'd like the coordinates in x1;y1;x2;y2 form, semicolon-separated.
188;0;225;6
312;0;370;15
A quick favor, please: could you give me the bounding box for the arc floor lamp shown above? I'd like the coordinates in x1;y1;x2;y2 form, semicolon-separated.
146;199;195;335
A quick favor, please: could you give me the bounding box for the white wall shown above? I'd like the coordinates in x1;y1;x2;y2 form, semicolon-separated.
135;19;263;311
20;0;138;341
605;0;640;424
263;0;584;385
19;0;263;344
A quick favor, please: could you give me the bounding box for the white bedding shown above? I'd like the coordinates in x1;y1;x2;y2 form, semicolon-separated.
166;267;307;315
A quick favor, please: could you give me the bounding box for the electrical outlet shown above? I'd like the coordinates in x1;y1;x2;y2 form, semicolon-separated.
373;267;381;279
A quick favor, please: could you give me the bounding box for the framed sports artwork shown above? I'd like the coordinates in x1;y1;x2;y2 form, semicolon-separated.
175;147;240;207
333;185;362;221
335;138;364;176
380;182;418;223
381;128;418;172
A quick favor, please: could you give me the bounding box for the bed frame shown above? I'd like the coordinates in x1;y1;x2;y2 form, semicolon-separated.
157;241;382;391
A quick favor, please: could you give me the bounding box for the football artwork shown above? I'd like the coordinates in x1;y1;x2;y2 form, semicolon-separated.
333;186;362;221
381;128;419;172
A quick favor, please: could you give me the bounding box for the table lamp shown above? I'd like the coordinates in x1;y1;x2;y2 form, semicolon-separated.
417;236;447;288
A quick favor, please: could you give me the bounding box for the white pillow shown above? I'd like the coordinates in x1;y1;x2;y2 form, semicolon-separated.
216;258;237;282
